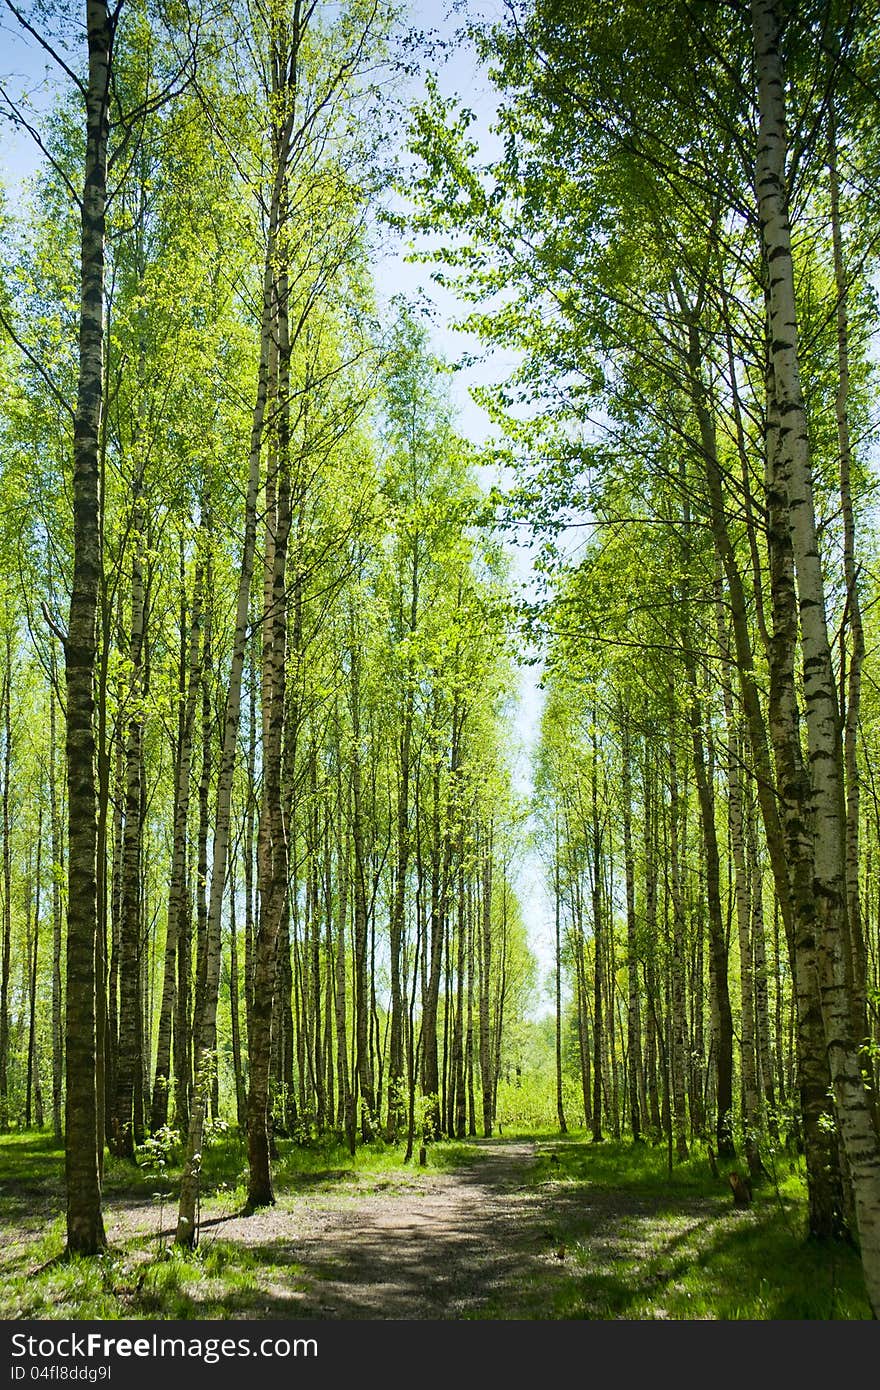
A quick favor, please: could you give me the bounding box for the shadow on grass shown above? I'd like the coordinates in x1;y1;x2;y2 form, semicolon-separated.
0;1127;872;1320
469;1136;871;1320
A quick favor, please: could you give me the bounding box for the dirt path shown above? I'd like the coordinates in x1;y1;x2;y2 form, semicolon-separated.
2;1135;866;1320
2;1137;741;1318
231;1139;543;1318
106;1138;604;1318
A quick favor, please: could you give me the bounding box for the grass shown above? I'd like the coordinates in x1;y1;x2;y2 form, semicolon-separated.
468;1133;873;1320
0;1124;482;1319
0;1125;872;1320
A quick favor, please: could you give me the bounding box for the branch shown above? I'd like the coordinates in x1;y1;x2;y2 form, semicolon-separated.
0;84;82;206
0;304;76;423
41;599;68;648
1;0;86;95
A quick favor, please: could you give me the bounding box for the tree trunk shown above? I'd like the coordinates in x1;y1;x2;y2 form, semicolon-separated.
590;729;603;1144
192;558;213;1073
152;556;203;1132
479;823;494;1137
334;803;354;1149
642;752;662;1137
175;171;277;1245
554;816;567;1135
323;852;335;1133
349;630;374;1139
829;110;869;1067
716;575;763;1173
106;712;123;1146
0;648;11;1132
173;856;192;1136
668;727;689;1160
421;755;443;1131
747;795;776;1136
466;882;476;1138
621;720;642;1143
691;304;840;1235
687;679;734;1158
571;872;592;1129
112;490;145;1159
404;819;424;1162
26;820;43;1128
492;873;508;1121
64;0;114;1254
229;848;246;1131
50;679;64;1142
422;711;459;1136
452;869;466;1139
247;241;293;1210
690;860;706;1144
94;573;113;1166
753;0;880;1309
606;889;620;1141
310;780;325;1133
730;724;762;1180
386;634;415;1141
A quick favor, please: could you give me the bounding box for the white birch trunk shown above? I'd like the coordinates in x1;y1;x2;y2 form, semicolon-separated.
753;0;880;1311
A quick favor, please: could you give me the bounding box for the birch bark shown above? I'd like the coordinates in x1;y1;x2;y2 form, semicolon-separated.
753;0;880;1309
64;0;114;1253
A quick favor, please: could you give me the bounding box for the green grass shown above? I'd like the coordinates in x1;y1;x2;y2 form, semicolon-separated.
0;1125;483;1318
0;1126;872;1320
0;1236;309;1321
0;1130;67;1196
469;1134;872;1320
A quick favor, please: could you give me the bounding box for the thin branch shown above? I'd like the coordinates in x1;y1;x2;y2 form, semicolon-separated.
0;304;76;423
41;599;68;648
1;0;86;95
0;83;82;205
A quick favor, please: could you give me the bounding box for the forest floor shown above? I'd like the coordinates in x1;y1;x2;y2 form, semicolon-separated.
0;1130;872;1319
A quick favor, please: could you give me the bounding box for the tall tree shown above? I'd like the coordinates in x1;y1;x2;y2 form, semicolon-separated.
63;0;115;1256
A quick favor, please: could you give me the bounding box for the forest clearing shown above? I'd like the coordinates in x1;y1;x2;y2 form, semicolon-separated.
0;0;880;1327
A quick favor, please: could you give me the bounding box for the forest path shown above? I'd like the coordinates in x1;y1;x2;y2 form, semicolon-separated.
106;1135;665;1318
216;1136;543;1318
5;1134;836;1319
99;1134;726;1319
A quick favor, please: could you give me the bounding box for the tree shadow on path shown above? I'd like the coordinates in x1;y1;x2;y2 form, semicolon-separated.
177;1137;727;1319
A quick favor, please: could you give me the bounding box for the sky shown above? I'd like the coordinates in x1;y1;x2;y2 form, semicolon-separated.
377;2;557;1004
0;0;559;1008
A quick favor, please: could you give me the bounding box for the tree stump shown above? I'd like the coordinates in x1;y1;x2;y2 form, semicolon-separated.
727;1171;752;1206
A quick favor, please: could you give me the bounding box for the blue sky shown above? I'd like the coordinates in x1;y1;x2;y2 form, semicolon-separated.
384;2;556;1000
